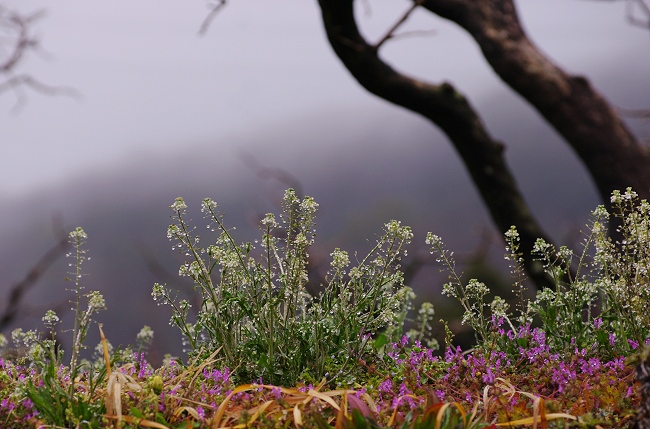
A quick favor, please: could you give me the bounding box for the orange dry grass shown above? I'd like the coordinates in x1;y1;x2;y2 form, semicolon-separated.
93;327;609;429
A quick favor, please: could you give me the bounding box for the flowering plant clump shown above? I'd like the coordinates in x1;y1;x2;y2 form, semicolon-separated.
152;189;430;387
0;188;648;428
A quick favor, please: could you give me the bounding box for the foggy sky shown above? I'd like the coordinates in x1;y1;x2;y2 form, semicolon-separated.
3;0;648;197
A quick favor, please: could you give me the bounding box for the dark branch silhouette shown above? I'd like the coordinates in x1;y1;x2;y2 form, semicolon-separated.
0;231;69;332
317;0;560;289
0;5;80;112
239;151;305;199
198;0;227;36
314;0;650;289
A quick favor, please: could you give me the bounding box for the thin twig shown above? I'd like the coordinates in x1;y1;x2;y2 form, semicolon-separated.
198;0;227;36
0;232;69;332
0;74;82;109
0;7;44;72
384;29;438;44
618;105;650;120
374;0;426;50
626;0;650;28
238;150;304;198
1;7;81;112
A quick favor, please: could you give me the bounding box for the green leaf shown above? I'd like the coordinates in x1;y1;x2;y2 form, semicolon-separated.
156;412;169;425
373;333;389;350
130;406;145;418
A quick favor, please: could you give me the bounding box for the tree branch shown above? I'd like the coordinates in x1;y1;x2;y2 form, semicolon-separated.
198;0;227;36
0;6;80;111
317;0;556;289
0;6;42;72
373;0;425;50
418;0;650;205
0;73;81;113
0;231;69;332
239;151;305;198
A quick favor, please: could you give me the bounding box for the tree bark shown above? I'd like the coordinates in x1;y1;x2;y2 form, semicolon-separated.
420;0;650;204
317;0;554;289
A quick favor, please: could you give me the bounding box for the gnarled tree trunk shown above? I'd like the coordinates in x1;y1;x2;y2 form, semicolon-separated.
317;0;650;289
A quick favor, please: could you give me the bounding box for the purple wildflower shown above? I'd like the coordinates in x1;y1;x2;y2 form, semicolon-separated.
580;357;601;376
445;345;463;362
1;399;12;410
391;384;417;409
137;353;150;378
482;367;495;384
593;317;603;329
551;361;576;393
379;379;393;394
531;328;546;345
271;386;282;400
398;383;410;397
605;356;625;371
400;335;409;347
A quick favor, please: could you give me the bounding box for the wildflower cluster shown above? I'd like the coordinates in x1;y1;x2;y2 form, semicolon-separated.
426;233;492;342
154;189;431;386
363;327;635;427
429;190;650;361
523;189;650;358
595;188;650;345
0;188;647;428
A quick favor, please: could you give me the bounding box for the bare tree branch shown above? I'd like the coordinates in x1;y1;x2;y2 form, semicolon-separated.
373;0;425;50
418;0;650;207
239;150;305;198
0;6;42;71
0;227;69;332
318;0;557;290
198;0;227;36
0;5;80;111
0;73;81;113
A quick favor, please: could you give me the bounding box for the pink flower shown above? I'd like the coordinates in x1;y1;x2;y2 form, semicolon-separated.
593;317;603;329
379;379;393;393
